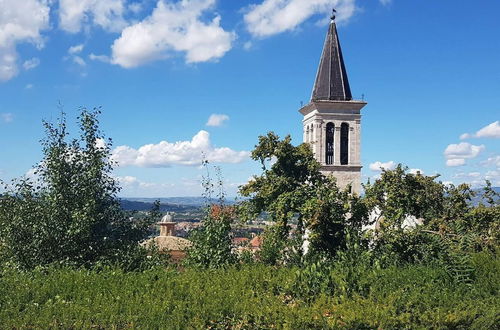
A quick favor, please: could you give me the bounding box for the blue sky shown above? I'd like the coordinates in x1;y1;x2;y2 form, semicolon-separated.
0;0;499;197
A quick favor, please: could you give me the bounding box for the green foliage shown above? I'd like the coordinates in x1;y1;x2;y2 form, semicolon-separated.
364;164;445;230
0;108;156;270
302;179;368;258
240;132;369;261
0;253;497;328
257;223;303;265
184;162;237;268
363;165;499;273
240;132;323;233
185;209;237;268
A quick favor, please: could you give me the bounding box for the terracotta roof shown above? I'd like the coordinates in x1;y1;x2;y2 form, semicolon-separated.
232;237;250;246
250;236;262;249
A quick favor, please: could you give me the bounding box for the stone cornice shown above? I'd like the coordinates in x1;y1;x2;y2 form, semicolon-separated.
320;165;362;172
299;100;367;116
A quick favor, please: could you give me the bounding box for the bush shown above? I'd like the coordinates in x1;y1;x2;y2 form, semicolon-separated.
0;108;156;270
184;162;237;268
0;254;498;328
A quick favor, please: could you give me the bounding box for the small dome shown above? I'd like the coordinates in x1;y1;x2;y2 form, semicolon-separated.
161;213;174;223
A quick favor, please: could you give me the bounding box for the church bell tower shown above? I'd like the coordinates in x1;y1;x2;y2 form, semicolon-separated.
299;10;367;195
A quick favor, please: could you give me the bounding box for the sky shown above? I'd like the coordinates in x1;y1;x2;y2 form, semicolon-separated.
0;0;499;197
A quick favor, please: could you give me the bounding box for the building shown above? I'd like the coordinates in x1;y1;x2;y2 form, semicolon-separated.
299;11;367;195
142;213;192;263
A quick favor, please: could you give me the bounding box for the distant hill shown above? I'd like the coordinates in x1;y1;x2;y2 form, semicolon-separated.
120;187;499;212
119;199;195;212
471;187;500;206
119;197;237;211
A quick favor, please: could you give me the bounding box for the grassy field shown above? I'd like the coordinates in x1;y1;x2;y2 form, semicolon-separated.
0;253;498;329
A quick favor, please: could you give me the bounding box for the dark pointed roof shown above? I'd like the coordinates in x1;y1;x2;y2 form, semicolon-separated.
311;20;352;101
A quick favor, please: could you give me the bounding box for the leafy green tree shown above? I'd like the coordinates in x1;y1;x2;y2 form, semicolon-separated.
184;162;237;268
479;180;499;207
0;108;156;269
363;164;445;231
363;165;499;271
240;132;323;237
302;177;368;258
240;132;368;262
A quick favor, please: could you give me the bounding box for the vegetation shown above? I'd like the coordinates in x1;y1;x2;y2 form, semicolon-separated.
0;252;497;328
239;132;367;264
184;162;237;268
0;115;498;328
0;108;161;270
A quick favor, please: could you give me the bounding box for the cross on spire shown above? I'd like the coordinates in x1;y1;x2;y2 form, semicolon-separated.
331;8;337;22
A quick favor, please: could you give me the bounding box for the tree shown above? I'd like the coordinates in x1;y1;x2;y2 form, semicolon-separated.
0;108;156;269
184;161;237;268
240;132;323;236
302;177;368;258
363;164;445;231
363;165;499;269
239;132;368;262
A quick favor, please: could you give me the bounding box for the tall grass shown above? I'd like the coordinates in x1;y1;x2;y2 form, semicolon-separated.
0;252;498;329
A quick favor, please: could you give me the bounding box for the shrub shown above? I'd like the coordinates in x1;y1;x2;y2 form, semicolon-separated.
0;108;156;270
184;162;237;268
0;255;498;328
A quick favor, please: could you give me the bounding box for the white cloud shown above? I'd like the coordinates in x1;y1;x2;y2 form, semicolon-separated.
116;174;246;197
89;53;111;63
25;84;34;89
379;0;392;6
481;155;500;168
369;160;396;172
0;0;50;81
118;175;140;185
68;44;84;54
206;114;229;127
1;113;14;123
59;0;127;33
460;121;500;140
128;2;143;14
444;142;485;167
95;138;107;149
66;44;87;66
444;143;485;159
453;171;500;187
72;56;86;66
111;130;250;167
23;57;40;70
111;0;235;68
476;121;500;139
116;175;172;191
244;0;357;38
446;158;465;167
485;170;500;183
243;41;253;50
409;168;424;175
459;133;471;140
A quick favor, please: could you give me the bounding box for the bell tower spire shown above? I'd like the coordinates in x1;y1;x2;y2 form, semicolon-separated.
312;8;352;101
299;10;367;194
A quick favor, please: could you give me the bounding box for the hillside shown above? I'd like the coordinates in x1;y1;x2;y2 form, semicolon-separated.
119;197;238;211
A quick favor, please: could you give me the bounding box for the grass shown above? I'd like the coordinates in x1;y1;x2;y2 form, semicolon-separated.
0;253;498;329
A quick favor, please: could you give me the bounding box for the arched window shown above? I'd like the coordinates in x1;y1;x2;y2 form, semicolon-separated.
340;123;349;165
325;123;334;165
305;126;309;142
